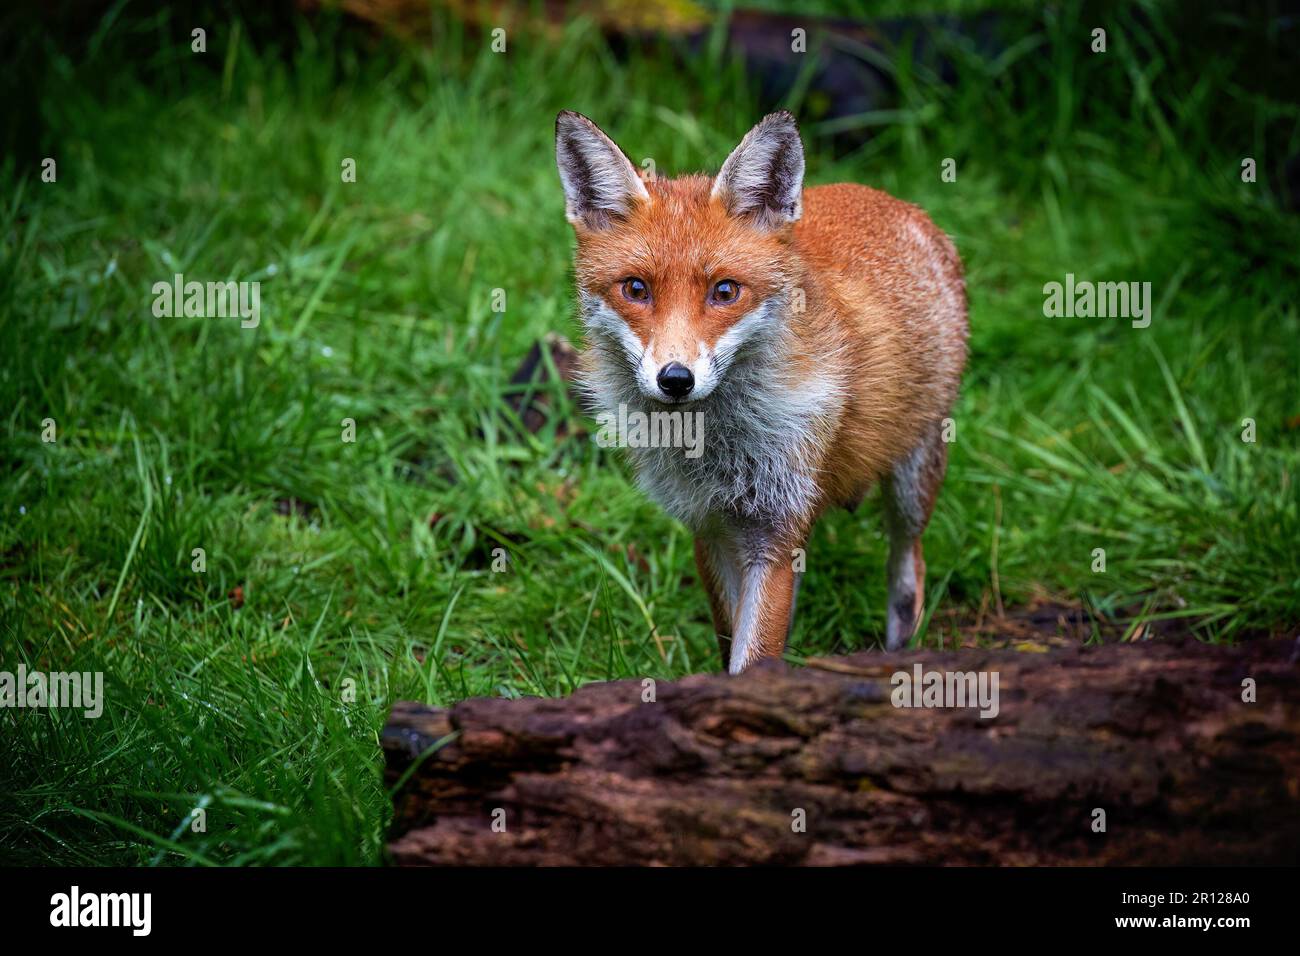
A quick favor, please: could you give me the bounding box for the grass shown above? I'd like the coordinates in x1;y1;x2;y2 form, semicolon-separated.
1;0;1297;865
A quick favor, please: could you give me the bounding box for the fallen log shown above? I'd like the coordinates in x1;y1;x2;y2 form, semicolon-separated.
384;639;1300;865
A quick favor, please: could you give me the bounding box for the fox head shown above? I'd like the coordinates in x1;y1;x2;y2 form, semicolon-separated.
556;110;805;408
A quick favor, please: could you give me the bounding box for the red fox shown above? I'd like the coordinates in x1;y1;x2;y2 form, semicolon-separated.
556;110;967;674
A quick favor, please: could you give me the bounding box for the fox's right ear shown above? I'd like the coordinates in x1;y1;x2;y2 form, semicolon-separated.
711;111;804;230
555;111;649;230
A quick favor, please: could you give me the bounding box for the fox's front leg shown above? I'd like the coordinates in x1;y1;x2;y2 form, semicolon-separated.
694;537;738;669
726;532;805;674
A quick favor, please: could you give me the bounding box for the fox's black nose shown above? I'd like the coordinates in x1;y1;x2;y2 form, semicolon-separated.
656;362;694;398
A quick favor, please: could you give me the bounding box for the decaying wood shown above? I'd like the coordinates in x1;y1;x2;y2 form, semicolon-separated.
384;639;1300;865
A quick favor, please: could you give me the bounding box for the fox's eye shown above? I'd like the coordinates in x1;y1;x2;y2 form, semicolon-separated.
710;280;741;304
621;278;650;302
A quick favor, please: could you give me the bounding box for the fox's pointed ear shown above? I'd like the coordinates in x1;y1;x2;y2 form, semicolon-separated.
555;111;649;230
711;111;804;229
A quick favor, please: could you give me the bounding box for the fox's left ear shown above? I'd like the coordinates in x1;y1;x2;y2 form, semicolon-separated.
556;110;650;231
711;111;804;229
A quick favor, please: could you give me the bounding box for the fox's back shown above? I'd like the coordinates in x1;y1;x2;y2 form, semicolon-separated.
796;182;965;341
792;182;968;498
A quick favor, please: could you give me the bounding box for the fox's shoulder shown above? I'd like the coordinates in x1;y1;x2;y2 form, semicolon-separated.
796;182;961;282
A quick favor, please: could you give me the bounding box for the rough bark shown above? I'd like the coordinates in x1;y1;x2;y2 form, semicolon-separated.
384;639;1300;865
